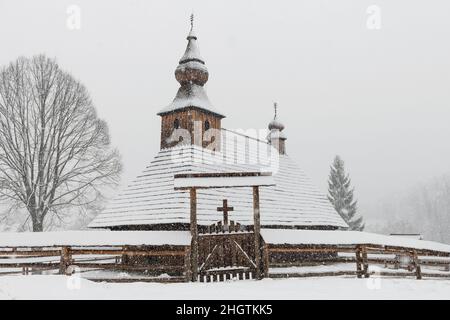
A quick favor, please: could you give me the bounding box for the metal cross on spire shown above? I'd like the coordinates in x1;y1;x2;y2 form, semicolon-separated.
274;102;278;120
190;13;194;31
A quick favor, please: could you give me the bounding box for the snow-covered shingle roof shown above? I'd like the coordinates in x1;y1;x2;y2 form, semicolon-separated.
157;83;224;117
88;130;348;229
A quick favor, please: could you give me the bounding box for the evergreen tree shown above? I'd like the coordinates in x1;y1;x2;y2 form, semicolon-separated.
328;155;364;231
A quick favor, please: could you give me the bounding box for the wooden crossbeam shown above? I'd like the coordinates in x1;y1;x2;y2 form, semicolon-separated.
174;172;275;190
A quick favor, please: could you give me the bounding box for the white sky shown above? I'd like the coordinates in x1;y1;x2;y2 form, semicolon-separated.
0;0;449;222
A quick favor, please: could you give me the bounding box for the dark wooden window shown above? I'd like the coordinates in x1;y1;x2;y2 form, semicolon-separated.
204;120;210;131
174;118;180;129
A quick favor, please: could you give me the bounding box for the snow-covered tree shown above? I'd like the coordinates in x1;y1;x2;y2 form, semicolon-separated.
328;155;364;231
0;55;122;231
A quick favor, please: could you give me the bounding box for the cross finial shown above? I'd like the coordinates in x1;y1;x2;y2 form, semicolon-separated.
217;199;234;226
273;102;278;120
190;13;194;30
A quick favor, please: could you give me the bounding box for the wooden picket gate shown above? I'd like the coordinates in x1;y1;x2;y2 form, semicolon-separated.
197;222;257;282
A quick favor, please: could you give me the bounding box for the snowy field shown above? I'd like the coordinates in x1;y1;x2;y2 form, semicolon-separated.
0;275;449;299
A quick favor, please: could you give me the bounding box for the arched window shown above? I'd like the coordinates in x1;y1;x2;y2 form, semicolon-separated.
173;118;180;129
204;120;210;131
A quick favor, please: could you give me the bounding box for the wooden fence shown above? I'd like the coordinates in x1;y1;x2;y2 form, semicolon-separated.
0;242;449;282
265;243;450;280
0;244;189;283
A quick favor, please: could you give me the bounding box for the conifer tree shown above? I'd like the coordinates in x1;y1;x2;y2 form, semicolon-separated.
328;155;364;231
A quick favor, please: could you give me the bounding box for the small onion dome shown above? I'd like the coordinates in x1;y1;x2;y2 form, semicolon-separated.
268;118;285;131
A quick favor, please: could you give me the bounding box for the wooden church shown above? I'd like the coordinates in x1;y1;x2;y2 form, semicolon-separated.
88;17;348;281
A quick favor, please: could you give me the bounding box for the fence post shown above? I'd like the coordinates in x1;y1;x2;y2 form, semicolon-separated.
412;250;422;280
394;254;400;269
355;245;363;278
184;247;192;282
122;245;130;265
263;243;270;278
361;245;370;278
59;246;72;275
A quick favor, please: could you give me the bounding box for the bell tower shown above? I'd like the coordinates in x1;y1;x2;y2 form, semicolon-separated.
158;15;225;150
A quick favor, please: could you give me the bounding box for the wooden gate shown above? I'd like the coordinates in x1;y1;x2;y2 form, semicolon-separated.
197;222;256;282
174;172;276;281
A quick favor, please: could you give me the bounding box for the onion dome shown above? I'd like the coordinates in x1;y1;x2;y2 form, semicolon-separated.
268;102;286;132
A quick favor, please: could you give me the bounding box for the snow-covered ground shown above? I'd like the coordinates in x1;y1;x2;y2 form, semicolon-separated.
0;275;449;299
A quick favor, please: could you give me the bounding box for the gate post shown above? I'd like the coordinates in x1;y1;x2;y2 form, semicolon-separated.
253;186;262;279
190;188;199;282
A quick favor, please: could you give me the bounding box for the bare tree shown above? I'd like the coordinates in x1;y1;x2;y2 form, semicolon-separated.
0;55;121;231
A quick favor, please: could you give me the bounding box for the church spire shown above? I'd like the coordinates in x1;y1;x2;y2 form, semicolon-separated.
176;14;208;85
268;102;287;155
158;15;223;117
178;14;205;69
157;16;224;150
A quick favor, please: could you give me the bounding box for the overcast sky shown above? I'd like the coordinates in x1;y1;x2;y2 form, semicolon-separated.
0;0;449;223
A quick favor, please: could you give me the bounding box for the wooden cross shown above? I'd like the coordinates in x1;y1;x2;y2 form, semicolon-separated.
217;199;234;226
